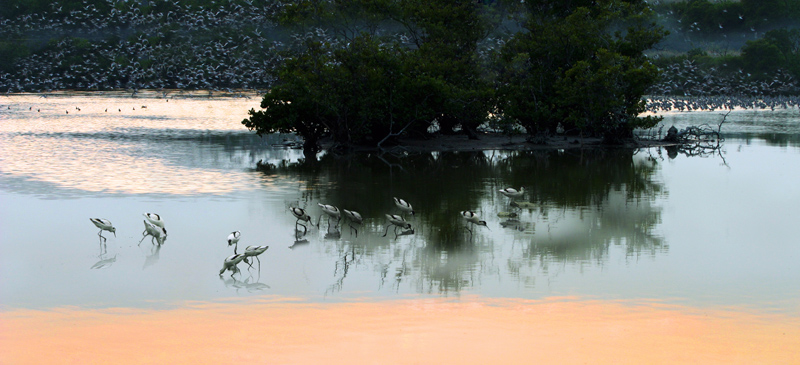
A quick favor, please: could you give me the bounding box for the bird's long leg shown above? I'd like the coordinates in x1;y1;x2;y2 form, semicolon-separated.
296;220;307;236
233;243;238;255
394;226;401;239
98;230;107;242
245;258;254;270
256;257;262;274
382;224;391;237
349;223;358;237
138;234;148;245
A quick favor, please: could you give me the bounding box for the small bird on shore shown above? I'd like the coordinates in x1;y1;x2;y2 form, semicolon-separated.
90;218;116;242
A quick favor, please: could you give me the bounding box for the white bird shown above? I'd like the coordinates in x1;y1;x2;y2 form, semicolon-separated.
140;220;167;245
143;212;165;228
290;207;312;235
393;197;415;216
90;218;116;242
227;231;241;253
461;210;489;235
243;245;269;270
317;203;341;230
383;214;413;238
342;209;363;236
499;187;525;199
219;253;247;277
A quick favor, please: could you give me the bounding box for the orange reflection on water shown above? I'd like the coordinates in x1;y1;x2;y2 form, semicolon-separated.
2;296;798;364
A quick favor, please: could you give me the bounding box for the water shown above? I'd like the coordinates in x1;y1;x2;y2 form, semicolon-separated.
2;92;800;361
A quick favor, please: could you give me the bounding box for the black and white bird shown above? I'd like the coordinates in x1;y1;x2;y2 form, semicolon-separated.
342;209;363;237
393;197;415;216
499;187;525;199
143;212;165;229
140;220;166;245
317;203;341;231
383;214;413;238
219;253;247;277
243;245;269;270
227;231;241;254
461;210;489;235
90;218;116;242
290;207;312;235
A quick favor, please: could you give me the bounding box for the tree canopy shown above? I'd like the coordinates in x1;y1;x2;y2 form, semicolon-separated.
243;0;666;151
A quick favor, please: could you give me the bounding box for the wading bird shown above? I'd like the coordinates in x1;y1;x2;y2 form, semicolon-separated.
342;209;363;237
219;253;247;277
499;187;525;200
317;203;341;231
243;245;268;271
383;214;413;238
227;231;241;253
143;212;165;229
140;220;166;245
461;210;489;236
290;207;312;235
90;218;116;242
393;197;414;217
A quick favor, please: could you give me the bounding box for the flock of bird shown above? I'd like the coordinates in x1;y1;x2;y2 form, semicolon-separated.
89;188;528;278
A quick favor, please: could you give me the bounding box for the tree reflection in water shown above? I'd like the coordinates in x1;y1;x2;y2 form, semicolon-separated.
257;147;666;295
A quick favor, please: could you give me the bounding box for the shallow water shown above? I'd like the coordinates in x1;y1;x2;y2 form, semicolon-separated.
1;92;799;361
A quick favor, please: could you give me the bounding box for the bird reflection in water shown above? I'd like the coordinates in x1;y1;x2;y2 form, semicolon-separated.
219;274;270;293
289;238;309;249
141;242;162;270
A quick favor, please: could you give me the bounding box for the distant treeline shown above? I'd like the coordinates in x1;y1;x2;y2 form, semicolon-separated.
653;0;800;33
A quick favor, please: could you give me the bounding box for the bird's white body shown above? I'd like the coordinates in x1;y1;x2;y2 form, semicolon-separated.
227;231;241;245
142;220;167;245
461;210;488;235
343;209;363;236
143;212;165;228
290;207;311;222
499;187;524;199
461;210;485;224
243;245;269;269
244;245;269;258
219;253;247;276
393;197;414;216
90;218;116;241
291;207;313;236
386;214;411;229
343;209;363;224
318;203;341;219
228;231;241;253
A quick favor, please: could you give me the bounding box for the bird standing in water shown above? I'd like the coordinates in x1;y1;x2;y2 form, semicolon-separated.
499;187;525;200
317;203;341;232
343;209;363;237
243;245;269;271
383;214;413;238
393;197;415;217
461;210;489;236
290;207;312;235
90;218;116;242
227;231;241;254
219;253;247;277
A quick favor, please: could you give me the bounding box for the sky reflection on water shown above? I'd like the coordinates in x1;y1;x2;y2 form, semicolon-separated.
3;93;800;362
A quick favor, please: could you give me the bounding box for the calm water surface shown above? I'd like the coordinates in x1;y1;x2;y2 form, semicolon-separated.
1;92;799;361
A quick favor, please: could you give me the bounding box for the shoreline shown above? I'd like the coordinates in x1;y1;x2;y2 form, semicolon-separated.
322;132;677;154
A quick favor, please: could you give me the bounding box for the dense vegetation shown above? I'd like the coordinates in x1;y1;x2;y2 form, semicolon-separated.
2;0;799;151
243;0;667;151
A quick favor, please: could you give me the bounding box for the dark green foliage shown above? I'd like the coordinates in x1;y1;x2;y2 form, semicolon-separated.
495;0;666;142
